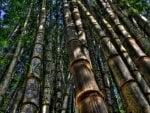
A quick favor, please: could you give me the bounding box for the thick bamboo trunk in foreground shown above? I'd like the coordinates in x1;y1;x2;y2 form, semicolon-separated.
63;0;108;113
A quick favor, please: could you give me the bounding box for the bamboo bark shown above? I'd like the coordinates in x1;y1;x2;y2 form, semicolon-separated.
132;14;150;37
20;0;46;112
64;0;108;113
42;36;53;113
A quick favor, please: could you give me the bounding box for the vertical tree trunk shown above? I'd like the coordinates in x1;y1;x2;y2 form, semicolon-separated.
64;0;108;113
19;0;46;112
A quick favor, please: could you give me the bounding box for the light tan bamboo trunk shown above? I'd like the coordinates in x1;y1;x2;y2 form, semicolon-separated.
64;0;108;113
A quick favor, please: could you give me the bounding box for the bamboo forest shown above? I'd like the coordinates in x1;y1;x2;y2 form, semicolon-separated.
0;0;150;113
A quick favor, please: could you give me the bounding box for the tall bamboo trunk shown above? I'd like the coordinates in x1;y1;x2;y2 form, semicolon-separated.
64;0;108;113
71;0;105;91
19;0;46;112
78;1;150;112
98;46;120;113
82;17;105;93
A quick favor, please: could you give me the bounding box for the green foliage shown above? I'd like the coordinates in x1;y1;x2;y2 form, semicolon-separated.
120;0;150;13
0;57;7;66
0;38;8;48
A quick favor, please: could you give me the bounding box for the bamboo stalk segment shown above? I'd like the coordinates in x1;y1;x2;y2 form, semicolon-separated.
132;14;150;37
64;0;108;112
19;0;46;112
67;39;90;65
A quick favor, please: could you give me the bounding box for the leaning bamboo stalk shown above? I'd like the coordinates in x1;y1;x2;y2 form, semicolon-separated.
101;17;150;102
71;0;87;44
0;57;24;112
70;0;91;61
19;0;46;112
98;47;120;113
8;23;20;40
71;0;105;92
107;1;150;56
0;2;33;105
83;19;105;93
64;0;108;113
131;13;150;37
78;1;150;112
7;80;26;113
97;0;150;87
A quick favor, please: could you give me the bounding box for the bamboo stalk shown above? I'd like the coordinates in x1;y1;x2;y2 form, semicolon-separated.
64;0;108;112
19;0;46;112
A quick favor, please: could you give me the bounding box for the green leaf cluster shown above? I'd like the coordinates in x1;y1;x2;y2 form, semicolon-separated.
120;0;150;13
